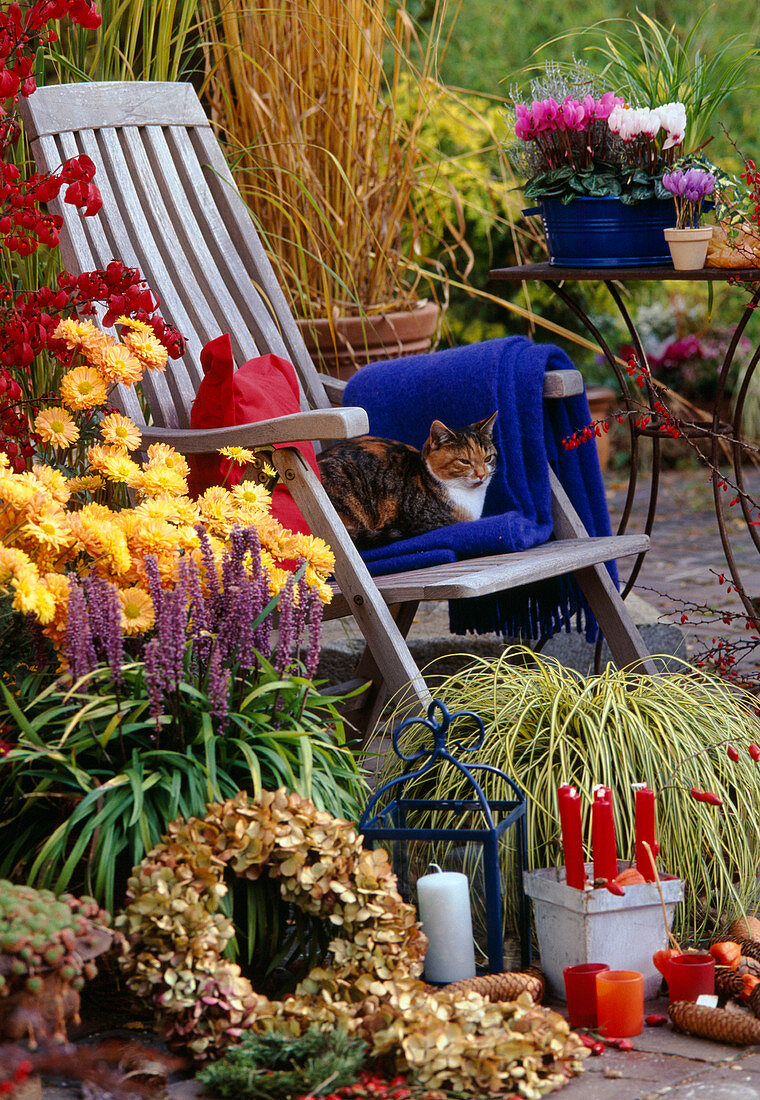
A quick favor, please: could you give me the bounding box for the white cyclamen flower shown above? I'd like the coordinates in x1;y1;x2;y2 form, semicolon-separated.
656;101;687;149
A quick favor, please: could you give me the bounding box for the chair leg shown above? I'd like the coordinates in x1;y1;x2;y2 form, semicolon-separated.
349;601;421;744
549;469;659;675
269;447;432;732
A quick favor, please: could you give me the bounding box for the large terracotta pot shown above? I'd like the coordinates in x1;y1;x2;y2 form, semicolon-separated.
297;301;440;381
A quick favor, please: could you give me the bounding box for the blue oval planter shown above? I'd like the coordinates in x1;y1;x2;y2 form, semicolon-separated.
526;196;678;267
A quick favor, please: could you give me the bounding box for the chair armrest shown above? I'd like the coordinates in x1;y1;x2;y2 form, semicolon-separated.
139;406;369;453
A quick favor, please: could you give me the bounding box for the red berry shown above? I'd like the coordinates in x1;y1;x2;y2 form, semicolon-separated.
750;743;760;762
646;1013;667;1026
618;1038;634;1051
591;1041;606;1055
727;745;740;762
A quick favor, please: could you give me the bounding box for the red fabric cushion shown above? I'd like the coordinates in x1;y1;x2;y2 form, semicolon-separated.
187;334;317;535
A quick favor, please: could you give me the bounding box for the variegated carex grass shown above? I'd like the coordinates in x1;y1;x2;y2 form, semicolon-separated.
381;647;760;944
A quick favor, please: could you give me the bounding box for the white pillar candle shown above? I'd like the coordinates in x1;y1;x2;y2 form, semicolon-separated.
416;864;477;983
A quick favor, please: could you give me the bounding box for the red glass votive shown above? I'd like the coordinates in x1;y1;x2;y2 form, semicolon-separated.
596;970;644;1038
563;963;610;1028
667;954;715;1004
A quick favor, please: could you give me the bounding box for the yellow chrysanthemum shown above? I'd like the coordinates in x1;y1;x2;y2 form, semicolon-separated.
91;343;143;387
67;511;132;577
256;513;291;558
12;572;56;623
133;497;179;523
34;407;79;449
99;412;142;452
127;517;181;556
144;444;190;478
267;565;293;595
121;328;168;372
67;474;103;493
138;465;188;499
21;507;72;553
0;473;41;513
87;445;144;488
31;465;71;505
219;446;257;466
304;565;334;604
53;317;101;349
290;532;335;575
59;365;109;412
196;487;237;532
225;503;267;532
231;480;271;505
0;546;35;585
118;586;155;635
169;496;201;525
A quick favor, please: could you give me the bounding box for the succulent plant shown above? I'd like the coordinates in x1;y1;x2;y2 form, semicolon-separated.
0;881;114;1042
120;789;590;1095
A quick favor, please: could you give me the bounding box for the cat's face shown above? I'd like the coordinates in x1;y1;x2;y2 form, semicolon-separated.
422;412;498;490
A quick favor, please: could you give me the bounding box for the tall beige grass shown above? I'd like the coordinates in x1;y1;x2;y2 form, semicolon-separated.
200;0;437;320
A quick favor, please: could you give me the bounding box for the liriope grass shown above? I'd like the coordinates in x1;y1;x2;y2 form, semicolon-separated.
380;648;760;943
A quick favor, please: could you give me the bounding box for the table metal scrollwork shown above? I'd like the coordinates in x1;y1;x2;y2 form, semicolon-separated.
489;264;760;623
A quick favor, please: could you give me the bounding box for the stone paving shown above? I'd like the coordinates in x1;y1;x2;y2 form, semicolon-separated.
555;996;760;1100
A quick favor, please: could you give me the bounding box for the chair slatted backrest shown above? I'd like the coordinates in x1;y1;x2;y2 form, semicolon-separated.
19;81;332;429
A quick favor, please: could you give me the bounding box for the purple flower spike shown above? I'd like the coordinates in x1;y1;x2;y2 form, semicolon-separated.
64;576;97;682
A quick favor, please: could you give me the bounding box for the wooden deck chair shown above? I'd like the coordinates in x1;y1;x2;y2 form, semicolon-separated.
19;81;658;741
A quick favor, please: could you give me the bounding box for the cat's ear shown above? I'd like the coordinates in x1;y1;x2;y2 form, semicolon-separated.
429;420;456;448
475;411;498;436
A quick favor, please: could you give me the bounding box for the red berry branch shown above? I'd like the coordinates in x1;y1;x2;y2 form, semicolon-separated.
0;2;187;470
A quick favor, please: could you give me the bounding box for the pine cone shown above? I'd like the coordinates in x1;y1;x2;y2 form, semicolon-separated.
749;984;760;1019
670;1001;760;1045
738;939;760;963
727;916;760;944
428;970;544;1003
715;967;744;1006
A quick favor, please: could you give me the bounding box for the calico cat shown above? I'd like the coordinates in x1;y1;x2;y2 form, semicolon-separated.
317;412;498;549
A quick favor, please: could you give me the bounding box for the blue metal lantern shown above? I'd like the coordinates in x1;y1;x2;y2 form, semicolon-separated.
359;698;531;973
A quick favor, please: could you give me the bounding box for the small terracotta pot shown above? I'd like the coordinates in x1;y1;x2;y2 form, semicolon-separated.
297;301;440;381
664;226;714;271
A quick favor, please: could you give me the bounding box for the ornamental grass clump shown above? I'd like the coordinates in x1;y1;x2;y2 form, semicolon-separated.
381;648;760;942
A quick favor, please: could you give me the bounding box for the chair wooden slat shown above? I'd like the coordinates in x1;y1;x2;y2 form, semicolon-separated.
189;126;331;412
20;81;208;139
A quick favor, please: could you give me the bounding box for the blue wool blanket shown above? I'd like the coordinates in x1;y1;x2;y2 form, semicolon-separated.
342;336;615;640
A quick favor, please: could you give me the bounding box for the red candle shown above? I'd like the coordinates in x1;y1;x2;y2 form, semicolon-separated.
634;785;659;881
592;786;618;883
558;784;586;889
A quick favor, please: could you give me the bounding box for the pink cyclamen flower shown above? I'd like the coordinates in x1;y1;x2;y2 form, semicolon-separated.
594;92;625;120
514;103;535;141
531;97;561;132
561;97;587;131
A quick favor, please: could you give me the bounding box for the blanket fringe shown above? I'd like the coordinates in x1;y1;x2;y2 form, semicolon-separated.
448;575;599;644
